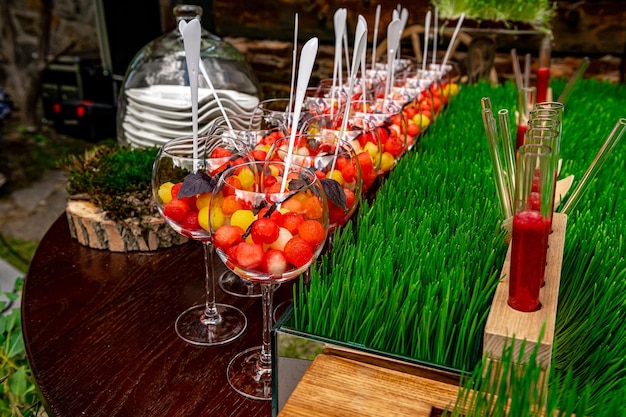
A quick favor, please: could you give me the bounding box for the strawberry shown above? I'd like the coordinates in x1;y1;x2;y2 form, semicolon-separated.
251;218;280;244
163;198;190;222
213;225;245;251
297;219;326;247
262;249;288;276
234;242;265;269
284;237;313;268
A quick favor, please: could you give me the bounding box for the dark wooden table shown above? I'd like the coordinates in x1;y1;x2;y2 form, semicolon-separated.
21;214;294;416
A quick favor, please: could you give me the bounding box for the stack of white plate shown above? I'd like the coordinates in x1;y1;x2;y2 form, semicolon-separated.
121;85;260;148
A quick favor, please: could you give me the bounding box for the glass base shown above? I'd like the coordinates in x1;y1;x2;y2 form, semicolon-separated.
175;303;247;346
227;346;272;400
273;299;293;323
218;270;262;298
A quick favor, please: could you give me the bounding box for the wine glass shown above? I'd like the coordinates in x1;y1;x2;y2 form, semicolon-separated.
152;134;249;345
210;160;329;400
267;132;362;235
266;130;362;321
210;125;288;298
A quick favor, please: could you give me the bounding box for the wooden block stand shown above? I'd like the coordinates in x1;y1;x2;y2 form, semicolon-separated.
483;212;567;371
66;200;188;252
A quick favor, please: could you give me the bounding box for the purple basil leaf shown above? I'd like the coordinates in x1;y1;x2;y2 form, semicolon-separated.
320;178;346;210
178;172;215;198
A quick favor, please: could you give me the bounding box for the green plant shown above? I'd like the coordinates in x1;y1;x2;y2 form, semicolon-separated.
288;79;626;415
0;235;36;273
431;0;557;32
61;144;160;221
0;278;45;417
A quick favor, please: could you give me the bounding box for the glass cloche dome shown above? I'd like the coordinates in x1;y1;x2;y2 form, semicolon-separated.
116;4;261;147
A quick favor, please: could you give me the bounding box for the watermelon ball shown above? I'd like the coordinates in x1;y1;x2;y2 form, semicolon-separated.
284;237;313;268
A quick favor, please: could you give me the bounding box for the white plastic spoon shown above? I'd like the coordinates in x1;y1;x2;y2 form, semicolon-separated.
334;16;368;174
384;18;402;102
180;20;234;133
280;37;319;193
332;9;347;94
441;13;464;69
398;8;409;60
179;19;201;161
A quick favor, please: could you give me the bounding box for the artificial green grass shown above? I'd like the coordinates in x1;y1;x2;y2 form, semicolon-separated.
288;78;626;415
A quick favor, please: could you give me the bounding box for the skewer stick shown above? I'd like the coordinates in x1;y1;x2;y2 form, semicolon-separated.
432;7;438;66
371;4;381;70
441;13;464;69
422;10;431;72
288;13;298;128
524;53;531;89
511;48;523;91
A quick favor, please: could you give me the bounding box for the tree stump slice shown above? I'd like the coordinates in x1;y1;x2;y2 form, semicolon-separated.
66;200;188;252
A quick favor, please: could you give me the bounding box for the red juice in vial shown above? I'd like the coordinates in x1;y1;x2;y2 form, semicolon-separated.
509;209;545;312
535;67;550;104
516;124;529;149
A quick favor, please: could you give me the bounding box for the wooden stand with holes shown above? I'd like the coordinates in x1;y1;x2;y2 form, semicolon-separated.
483;212;567;372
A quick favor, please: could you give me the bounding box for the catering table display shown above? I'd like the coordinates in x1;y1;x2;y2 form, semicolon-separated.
21;78;626;417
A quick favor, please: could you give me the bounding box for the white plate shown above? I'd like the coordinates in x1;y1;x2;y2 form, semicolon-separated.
126;103;252;130
124;85;259;112
124;109;252;138
122;121;175;144
126;94;258;122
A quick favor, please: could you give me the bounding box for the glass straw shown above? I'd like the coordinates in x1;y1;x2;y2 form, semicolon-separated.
498;109;516;209
557;57;590;105
482;99;513;219
561;118;626;215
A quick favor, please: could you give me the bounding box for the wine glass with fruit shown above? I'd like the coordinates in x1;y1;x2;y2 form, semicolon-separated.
210;160;329;400
266;129;362;320
210;125;287;298
152;134;250;345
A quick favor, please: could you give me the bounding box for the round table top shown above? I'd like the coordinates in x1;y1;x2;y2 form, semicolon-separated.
21;214;293;416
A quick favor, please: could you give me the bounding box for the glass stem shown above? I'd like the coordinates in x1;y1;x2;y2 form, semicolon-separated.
259;283;276;372
201;241;222;325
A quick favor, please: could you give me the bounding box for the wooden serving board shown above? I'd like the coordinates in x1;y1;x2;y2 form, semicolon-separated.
278;352;461;417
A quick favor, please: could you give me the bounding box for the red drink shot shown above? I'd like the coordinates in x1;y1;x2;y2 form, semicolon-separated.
509;209;545;312
535;67;550;104
516;123;529;149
